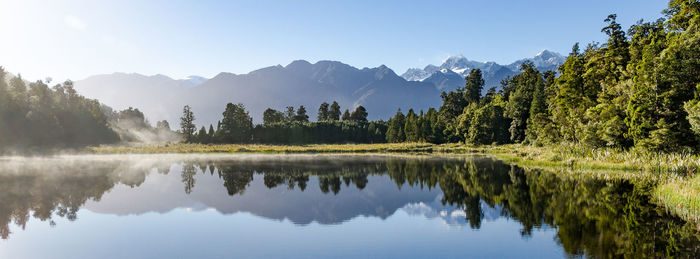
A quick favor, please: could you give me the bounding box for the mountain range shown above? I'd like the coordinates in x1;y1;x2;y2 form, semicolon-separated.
73;50;564;127
401;50;566;91
75;61;441;127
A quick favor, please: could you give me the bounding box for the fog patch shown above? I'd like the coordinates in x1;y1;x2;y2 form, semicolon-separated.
104;106;182;144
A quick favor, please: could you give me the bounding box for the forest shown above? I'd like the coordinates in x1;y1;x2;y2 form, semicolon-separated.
0;70;119;148
0;69;177;150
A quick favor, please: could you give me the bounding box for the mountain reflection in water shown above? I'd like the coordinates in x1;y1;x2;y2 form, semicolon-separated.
0;154;698;258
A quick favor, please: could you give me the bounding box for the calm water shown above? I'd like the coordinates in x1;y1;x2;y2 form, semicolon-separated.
0;154;698;258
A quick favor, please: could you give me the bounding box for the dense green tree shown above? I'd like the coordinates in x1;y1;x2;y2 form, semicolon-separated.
208;124;216;140
386;109;405;143
437;88;468;142
329;101;341;121
404;109;419;142
468;94;510;145
584;14;632;148
552;44;597;142
423;108;441;143
350;105;368;122
317;102;329;121
506;62;541;143
284;106;295;122
341;109;351;121
455;103;478;143
294;105;309;122
465;68;485;103
263;108;285;125
633;2;700;150
217;103;253;143
525;71;558;144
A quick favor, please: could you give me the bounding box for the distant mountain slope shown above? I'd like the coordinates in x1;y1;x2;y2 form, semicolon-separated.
74;61;441;127
402;50;565;92
74;73;207;125
175;60;441;126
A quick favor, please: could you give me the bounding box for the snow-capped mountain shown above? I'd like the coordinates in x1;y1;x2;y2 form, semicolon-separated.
506;50;566;72
181;75;208;86
401;50;566;92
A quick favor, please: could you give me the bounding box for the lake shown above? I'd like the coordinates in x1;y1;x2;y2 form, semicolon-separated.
0;154;698;258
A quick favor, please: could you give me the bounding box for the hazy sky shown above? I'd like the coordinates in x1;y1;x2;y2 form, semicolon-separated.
0;0;668;82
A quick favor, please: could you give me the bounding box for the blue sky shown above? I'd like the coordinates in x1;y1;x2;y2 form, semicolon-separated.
0;0;669;82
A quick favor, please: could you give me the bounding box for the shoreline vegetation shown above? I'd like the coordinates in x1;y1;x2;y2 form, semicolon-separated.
90;142;700;225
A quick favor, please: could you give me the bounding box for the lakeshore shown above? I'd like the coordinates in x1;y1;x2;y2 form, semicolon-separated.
90;142;700;225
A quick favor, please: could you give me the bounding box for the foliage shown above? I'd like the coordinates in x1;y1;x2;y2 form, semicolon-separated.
180;105;196;142
0;69;119;150
217;103;253;143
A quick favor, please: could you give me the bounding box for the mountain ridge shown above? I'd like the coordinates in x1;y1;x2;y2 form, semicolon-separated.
75;60;441;127
73;51;565;127
402;50;566;91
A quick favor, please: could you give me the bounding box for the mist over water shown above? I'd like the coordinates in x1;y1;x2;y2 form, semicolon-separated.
0;154;698;258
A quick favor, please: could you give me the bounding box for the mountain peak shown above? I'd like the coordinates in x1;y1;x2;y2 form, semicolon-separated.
535;49;561;60
402;50;567;91
286;60;312;68
180;75;208;86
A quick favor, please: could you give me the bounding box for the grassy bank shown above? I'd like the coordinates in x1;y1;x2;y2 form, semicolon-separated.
89;143;446;154
90;142;700;224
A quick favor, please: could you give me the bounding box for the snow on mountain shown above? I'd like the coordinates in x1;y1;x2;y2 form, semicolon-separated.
401;50;566;92
402;68;432;81
181;75;208;86
507;49;565;72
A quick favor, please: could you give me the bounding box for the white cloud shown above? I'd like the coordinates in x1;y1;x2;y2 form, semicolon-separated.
64;15;86;30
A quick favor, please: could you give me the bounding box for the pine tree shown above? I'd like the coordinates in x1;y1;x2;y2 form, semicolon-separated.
386;109;405;142
284;106;295;122
404;109;419;142
437;88;468;142
208;124;216;142
317;102;329;121
294;105;309;122
341;109;351;121
328;101;341;121
180;105;196;142
350;106;368;122
465;68;484;103
197;126;208;143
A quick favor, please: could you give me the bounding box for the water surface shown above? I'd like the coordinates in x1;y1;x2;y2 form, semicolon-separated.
0;154;698;258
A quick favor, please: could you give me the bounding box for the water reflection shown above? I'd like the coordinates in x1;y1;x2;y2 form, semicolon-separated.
0;154;698;257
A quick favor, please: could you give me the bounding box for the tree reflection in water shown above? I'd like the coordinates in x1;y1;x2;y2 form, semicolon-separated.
0;155;698;257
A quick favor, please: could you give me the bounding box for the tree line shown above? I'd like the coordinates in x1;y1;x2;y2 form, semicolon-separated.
181;101;386;144
0;67;182;150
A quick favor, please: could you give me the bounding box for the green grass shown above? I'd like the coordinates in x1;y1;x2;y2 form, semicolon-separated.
89;143;443;154
656;175;700;224
89;142;700;224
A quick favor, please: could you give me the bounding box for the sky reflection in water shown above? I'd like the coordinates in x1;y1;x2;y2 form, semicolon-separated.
0;154;698;258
